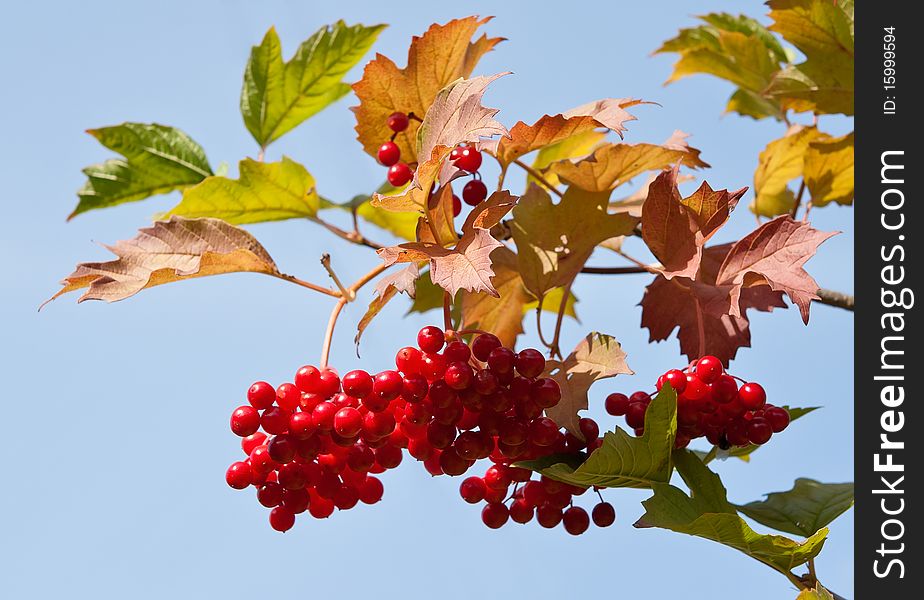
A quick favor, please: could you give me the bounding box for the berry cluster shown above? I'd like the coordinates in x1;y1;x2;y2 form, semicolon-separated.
376;111;488;217
226;326;616;534
604;356;790;450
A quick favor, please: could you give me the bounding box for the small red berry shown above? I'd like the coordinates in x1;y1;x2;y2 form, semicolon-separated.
515;348;546;378
711;375;739;404
247;381;276;409
659;369;688;394
257;482;284;507
592;502;616;527
694;356;724;383
452;194;461;217
528;417;560;447
531;378;562;408
225;461;253;489
536;502;563;528
739;382;767;410
509;498;534;524
275;383;301;412
241;432;267;455
481;502;510;529
471;333;502;361
452;146;483;172
445;362;474;390
387;111;409;132
288;412;316;440
462;179;487;205
358;476;384;504
765;406;791;432
294;365;321;393
605;393;630;416
563;506;590;535
230;405;260;437
333;407;362;438
459;476;487;503
269;506;296;532
625;402;648;429
377;141;400;166
417;326;445;353
579;418;600;444
387;162;412;187
747;417;773;444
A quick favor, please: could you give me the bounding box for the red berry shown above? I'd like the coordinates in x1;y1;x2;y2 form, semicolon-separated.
275;383;301;412
444;340;471;363
531;378;561;409
257;482;284;507
452;146;483;172
363;410;396;440
682;375;710;402
452;194;461;217
605;393;630;416
625;402;648;429
459;476;487;503
739;383;767;410
484;464;512;490
536;502;563;528
694;356;724;384
241;432;267;455
377;141;400;166
288;412;316;440
375;444;403;469
333;407;362;438
341;370;373;398
515;348;546;378
225;461;252;489
277;462;308;490
528;417;560;447
659;369;688;394
711;375;739;404
387;162;412;187
359;476;384;504
247;381;276;409
387;111;409;132
509;498;535;524
311;401;337;432
267;435;296;464
421;353;447;381
445;362;474;390
462;179;487;205
308;491;335;518
395;346;423;375
230;406;260;437
294;365;321;393
471;333;502;361
765;406;791;432
439;448;473;476
269;506;295;532
481;502;510;529
417;326;445;353
592;502;616;527
372;370;403;404
563;506;590;535
579;418;600;444
282;487;310;514
747;417;773;445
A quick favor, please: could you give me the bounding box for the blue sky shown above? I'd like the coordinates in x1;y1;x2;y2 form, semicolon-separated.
0;1;853;598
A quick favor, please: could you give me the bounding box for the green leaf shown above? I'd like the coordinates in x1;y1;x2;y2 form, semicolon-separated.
241;22;385;147
637;450;828;576
726;89;784;121
71;123;213;219
516;384;676;489
765;0;854;115
736;479;854;538
699;13;789;62
165;157;318;224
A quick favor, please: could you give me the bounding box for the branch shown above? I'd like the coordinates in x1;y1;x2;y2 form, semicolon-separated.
512;158;563;198
309;215;383;250
270;273;340;297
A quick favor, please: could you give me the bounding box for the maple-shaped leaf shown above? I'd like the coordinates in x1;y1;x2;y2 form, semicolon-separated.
551;138;708;193
529;129;606;189
765;0;854;115
488;98;644;168
378;228;504;297
752;125;824;216
165;157;319;224
716;216;837;323
641;167;746;280
352;16;503;160
45;217;285;305
71;123;213;219
241;22;385;148
459;246;532;348
544;333;633;436
371;145;452;213
416;73;509;164
511;184;637;302
416;182;458;245
460;190;517;233
355;263;419;349
804;132;854;207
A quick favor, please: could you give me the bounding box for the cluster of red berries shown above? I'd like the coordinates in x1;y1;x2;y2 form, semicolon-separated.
376;111;489;217
604;355;791;450
226;326;619;534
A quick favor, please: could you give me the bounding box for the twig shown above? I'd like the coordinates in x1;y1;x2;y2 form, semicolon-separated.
790;179;807;219
496;164;509;192
548;280;573;360
581;266;649;275
270;273;340;297
693;296;706;358
442;291;453;331
320;298;347;369
318;261;391;368
321;254;353;301
309;215;383;250
535;295;555;353
512;159;563;198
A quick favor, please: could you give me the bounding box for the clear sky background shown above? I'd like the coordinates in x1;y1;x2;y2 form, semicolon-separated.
1;1;854;598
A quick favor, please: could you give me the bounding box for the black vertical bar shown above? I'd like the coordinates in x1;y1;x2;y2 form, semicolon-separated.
855;1;918;597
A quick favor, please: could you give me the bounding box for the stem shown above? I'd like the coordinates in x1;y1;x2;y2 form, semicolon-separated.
548;280;573;359
320;298;347;369
321;254;354;301
442;291;452;331
535;296;554;353
512;159;563;198
790;179;807;219
581;265;649;274
693;296;706;358
701;446;718;465
496;163;509;192
269;273;340;297
807;558;817;583
309;216;383;250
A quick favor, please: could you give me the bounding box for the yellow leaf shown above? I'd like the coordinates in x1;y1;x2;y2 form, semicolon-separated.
352;17;503;161
530;129;606;189
45;217;283;305
752;125;824;216
165;157;318;224
668;30;780;92
804;132;854;207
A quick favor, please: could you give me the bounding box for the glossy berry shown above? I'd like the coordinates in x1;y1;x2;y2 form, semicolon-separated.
342;370;373;399
578;418;599;444
605;393;630;416
536;503;563;528
515;348;545;378
387;162;412;187
247;381;276;409
386;111;409;132
659;369;687;394
695;356;724;383
230;406;260;437
269;506;296;532
459;476;487;503
563;506;590;535
739;382;767;410
225;461;252;489
377;141;400;166
765;406;791;432
334;407;362;438
592;502;616;527
481;502;510;529
462;179;487;205
452;194;461;217
531;378;562;409
471;333;502;361
275;383;301;412
359;476;384;504
257;482;284;508
452;146;483;172
417;326;445;353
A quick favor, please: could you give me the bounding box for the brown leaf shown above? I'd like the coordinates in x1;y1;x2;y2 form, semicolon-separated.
716;216;837;323
545;333;633;436
552;140;709;193
641;166;700;279
461;190;517;233
371;145;450;213
378;228;505;297
46;217;281;305
490;98;645;167
511;184;637;301
417;73;509;164
417;183;458;245
357;263;420;349
352;17;503;160
680;181;747;242
459;246;531;347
